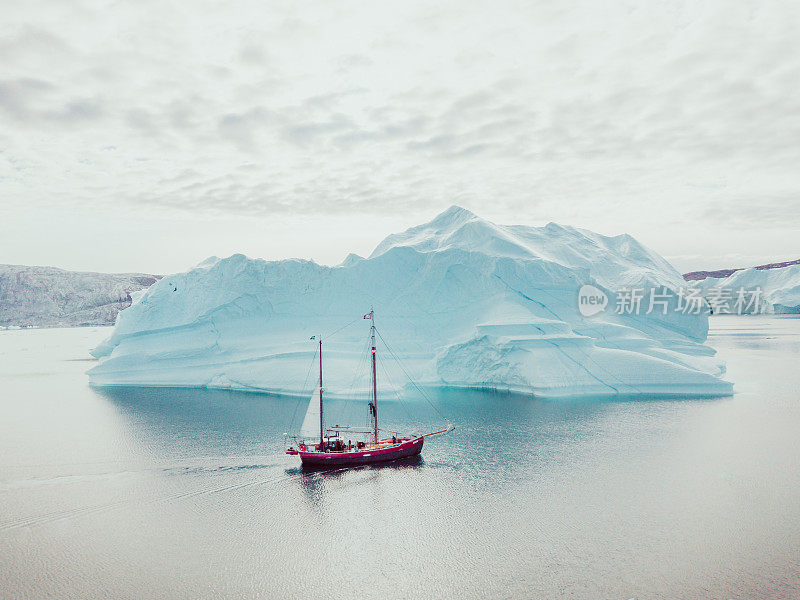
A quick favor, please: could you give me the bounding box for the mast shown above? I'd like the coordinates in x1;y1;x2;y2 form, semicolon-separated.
319;337;324;449
370;309;378;444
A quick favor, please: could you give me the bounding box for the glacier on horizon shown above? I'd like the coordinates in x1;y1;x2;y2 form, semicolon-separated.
0;264;160;328
88;207;733;398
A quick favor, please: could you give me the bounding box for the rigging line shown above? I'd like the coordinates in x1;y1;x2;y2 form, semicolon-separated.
287;346;318;437
323;316;362;341
376;350;419;427
340;335;372;424
374;327;453;427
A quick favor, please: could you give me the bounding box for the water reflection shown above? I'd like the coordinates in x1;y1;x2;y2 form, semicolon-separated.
288;455;425;511
94;383;714;495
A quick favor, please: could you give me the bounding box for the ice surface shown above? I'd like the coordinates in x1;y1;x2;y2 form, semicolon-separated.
88;207;732;398
695;264;800;313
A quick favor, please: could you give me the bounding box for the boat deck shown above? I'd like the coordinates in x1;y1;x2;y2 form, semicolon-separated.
286;436;424;467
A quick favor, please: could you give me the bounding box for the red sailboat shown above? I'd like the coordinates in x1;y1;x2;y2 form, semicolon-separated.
285;309;451;467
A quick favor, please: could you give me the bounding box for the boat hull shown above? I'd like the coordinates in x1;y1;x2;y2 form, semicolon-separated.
298;436;424;467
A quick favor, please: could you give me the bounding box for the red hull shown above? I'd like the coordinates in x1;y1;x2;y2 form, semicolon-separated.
296;436;424;467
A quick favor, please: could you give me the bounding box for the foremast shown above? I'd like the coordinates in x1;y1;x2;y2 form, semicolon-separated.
318;337;324;449
368;309;378;445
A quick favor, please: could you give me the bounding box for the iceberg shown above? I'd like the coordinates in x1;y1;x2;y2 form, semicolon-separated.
694;264;800;314
88;206;732;398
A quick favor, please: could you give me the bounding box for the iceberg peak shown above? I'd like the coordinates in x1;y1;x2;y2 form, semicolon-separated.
369;205;481;258
368;208;683;291
429;205;478;226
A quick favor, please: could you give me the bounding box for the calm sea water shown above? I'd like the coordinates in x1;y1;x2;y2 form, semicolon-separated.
1;317;799;599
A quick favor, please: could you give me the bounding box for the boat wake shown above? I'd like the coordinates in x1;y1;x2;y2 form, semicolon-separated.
0;453;432;532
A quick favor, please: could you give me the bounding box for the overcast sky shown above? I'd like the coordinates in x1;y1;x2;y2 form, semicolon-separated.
1;0;798;275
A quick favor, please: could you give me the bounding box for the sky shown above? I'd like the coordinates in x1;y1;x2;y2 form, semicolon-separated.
1;0;798;275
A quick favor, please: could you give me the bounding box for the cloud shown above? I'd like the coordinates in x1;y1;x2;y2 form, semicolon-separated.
0;26;72;64
1;0;799;272
47;98;103;122
0;78;54;119
239;43;268;66
281;113;356;147
217;107;272;150
0;78;103;125
698;193;800;229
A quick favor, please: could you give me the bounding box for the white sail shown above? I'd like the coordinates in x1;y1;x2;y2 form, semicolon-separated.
299;386;322;439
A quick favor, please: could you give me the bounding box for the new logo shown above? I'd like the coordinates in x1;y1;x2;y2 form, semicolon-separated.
578;284;608;317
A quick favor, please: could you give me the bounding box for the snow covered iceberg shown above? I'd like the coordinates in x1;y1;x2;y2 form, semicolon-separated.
89;207;732;398
694;264;800;314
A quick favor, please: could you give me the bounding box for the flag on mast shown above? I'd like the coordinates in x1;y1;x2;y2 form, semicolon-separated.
363;313;372;319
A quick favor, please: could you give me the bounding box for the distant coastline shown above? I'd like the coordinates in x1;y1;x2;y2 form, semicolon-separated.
684;258;800;281
0;264;160;328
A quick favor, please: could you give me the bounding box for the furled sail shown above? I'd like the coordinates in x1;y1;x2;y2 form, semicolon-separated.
299;386;322;439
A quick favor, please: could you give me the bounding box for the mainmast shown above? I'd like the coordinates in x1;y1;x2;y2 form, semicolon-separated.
318;337;324;449
369;309;378;444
